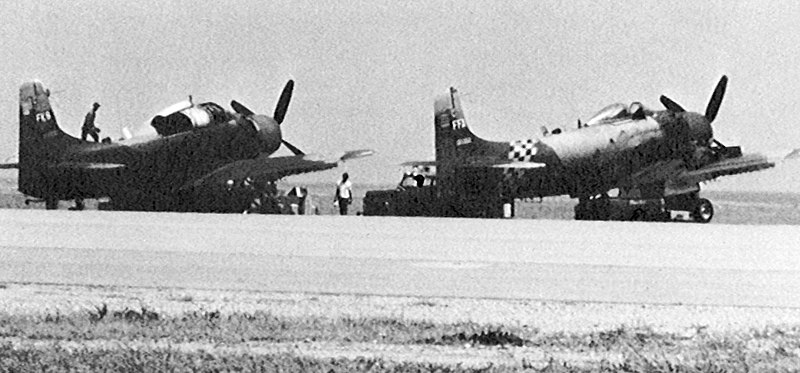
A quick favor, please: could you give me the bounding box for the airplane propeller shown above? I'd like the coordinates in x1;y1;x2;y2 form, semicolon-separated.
659;95;685;113
659;75;728;124
657;76;729;146
273;79;293;125
230;80;305;156
230;100;254;117
704;75;728;123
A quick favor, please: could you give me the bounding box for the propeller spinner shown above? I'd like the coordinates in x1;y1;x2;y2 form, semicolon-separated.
230;80;304;156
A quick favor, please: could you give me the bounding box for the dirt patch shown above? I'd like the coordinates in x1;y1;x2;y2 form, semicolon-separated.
420;330;528;347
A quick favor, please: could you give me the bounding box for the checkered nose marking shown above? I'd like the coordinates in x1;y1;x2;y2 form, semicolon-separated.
509;139;538;161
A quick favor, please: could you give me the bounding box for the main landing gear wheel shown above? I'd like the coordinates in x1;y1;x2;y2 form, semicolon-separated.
45;198;58;210
692;198;714;223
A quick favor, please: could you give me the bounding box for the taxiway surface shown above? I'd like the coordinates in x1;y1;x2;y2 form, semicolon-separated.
1;210;798;308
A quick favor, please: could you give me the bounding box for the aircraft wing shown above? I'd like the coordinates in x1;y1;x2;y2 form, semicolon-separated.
673;153;775;185
183;149;374;191
622;153;775;190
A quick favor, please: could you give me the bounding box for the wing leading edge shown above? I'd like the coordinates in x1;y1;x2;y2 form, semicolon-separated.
624;153;775;191
183;149;374;191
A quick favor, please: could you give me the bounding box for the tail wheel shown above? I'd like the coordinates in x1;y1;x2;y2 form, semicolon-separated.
692;198;714;223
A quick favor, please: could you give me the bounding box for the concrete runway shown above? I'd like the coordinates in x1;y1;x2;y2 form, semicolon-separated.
1;210;799;308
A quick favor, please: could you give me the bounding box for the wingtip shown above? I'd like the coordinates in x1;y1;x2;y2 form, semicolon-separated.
782;148;800;160
340;149;375;161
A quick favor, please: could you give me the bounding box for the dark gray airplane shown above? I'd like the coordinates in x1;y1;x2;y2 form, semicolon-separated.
434;76;775;222
0;80;372;212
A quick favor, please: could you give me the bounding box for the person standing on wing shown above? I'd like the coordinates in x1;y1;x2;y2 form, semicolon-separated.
81;102;101;142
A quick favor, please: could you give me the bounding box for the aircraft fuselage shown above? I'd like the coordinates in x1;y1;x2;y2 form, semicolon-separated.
495;104;717;199
504;116;669;198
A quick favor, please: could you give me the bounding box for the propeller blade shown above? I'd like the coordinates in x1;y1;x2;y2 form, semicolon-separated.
282;139;305;155
230;100;254;116
273;80;294;125
660;95;686;113
705;75;728;123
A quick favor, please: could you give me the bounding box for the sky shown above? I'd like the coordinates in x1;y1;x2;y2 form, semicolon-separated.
1;0;799;189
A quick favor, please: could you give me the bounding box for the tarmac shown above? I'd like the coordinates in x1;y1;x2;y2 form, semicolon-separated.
1;209;799;308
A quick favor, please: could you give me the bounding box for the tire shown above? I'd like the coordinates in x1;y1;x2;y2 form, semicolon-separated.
45;198;59;210
692;198;714;223
574;203;588;220
630;209;645;221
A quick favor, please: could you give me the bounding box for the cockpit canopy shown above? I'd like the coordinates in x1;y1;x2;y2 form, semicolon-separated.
584;102;648;127
150;102;228;136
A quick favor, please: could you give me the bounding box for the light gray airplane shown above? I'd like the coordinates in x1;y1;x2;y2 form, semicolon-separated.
432;76;775;222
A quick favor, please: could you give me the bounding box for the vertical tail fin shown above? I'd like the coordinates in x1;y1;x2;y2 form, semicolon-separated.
434;87;507;167
434;87;477;161
433;87;510;217
434;88;468;205
18;81;79;196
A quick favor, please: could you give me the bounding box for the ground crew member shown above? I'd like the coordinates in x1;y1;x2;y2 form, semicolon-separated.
334;172;353;215
288;186;308;214
81;102;101;142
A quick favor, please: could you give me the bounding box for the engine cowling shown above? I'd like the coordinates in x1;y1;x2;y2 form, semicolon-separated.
150;102;228;136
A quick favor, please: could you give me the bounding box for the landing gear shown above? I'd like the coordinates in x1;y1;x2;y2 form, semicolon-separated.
574;189;715;223
68;198;85;211
45;198;59;210
574;195;610;221
664;192;714;223
691;198;714;223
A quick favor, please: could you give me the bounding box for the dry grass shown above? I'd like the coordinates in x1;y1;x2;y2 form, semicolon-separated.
1;296;799;371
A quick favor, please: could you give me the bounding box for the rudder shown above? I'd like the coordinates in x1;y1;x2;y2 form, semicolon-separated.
17;81;79;196
434;87;477;161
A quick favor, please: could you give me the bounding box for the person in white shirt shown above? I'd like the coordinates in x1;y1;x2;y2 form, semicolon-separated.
334;172;353;215
288;186;309;214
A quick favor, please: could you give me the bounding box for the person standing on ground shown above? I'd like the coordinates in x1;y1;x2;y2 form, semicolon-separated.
81;102;101;142
334;172;353;215
288;186;309;215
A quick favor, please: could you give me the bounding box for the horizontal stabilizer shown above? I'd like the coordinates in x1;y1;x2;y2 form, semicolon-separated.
399;160;437;167
461;157;547;169
55;162;126;170
491;162;547;169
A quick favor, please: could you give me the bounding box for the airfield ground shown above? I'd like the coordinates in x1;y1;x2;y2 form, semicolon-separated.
1;174;800;371
1;283;800;371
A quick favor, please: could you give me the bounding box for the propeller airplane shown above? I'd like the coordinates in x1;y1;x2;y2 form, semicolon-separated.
0;80;372;212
